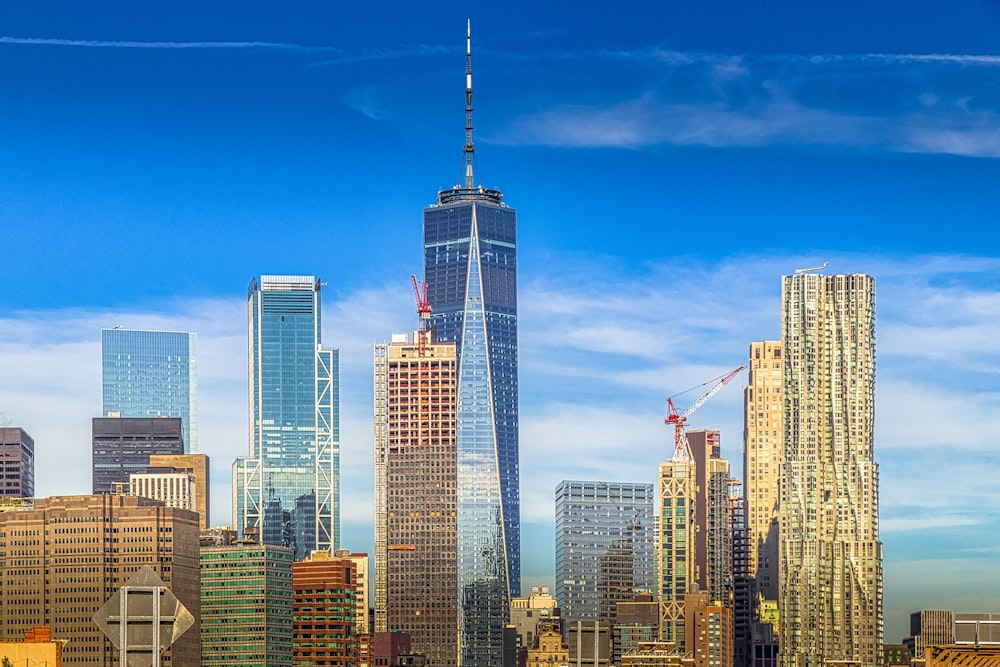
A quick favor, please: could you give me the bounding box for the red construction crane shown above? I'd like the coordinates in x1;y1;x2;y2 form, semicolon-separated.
410;275;432;355
665;366;746;463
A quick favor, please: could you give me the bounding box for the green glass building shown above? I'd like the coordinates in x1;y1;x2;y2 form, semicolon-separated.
201;544;294;667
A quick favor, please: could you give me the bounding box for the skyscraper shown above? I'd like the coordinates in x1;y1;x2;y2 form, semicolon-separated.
658;453;696;649
779;271;881;667
102;328;198;452
687;430;731;604
555;481;655;624
91;416;185;494
743;341;783;603
0;427;34;498
730;485;753;667
373;329;458;666
422;23;518;667
234;275;339;561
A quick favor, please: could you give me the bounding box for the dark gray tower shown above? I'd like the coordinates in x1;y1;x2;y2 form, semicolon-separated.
422;21;519;667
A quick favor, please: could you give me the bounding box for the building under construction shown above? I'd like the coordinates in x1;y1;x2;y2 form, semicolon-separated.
373;288;458;667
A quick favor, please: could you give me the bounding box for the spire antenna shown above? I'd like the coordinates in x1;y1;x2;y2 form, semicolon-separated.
464;19;475;190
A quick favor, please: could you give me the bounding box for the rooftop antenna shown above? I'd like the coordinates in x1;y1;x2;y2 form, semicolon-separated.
464;19;475;190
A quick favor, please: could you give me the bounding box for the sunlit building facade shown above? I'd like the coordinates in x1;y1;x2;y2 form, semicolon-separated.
234;275;339;560
373;330;458;667
743;341;783;602
778;272;881;667
102;328;198;452
201;543;293;667
424;160;518;667
294;551;358;667
658;457;696;649
0;494;201;667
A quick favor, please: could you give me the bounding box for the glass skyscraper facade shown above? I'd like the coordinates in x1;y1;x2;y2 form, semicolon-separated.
201;544;294;667
555;481;655;623
424;187;518;667
102;328;198;452
234;275;339;561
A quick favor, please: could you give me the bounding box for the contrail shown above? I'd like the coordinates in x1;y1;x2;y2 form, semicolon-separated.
0;36;337;52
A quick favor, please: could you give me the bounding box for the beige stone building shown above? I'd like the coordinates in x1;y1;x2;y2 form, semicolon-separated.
526;619;569;667
620;642;694;667
683;591;732;667
742;341;783;601
148;453;210;529
0;494;200;667
510;586;560;653
778;272;881;667
336;548;371;634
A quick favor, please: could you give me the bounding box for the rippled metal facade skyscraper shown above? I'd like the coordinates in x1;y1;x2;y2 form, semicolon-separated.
779;271;881;667
421;21;519;667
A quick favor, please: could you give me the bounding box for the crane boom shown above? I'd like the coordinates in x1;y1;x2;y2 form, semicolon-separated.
410;275;433;356
665;366;746;462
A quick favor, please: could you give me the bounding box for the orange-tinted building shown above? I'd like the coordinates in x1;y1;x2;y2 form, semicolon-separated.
294;550;358;666
0;625;63;666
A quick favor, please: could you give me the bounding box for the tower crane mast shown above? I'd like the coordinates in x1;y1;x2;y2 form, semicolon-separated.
410;275;432;356
665;366;746;462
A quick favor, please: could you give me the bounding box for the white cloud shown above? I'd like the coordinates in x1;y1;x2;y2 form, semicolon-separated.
487;47;1000;157
1;252;999;611
0;36;332;51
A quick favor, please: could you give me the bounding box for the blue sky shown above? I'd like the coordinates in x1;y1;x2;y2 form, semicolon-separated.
2;0;1000;642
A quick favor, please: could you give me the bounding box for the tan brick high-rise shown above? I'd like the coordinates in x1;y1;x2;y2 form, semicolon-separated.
779;272;882;667
373;329;457;667
743;341;783;601
0;494;200;667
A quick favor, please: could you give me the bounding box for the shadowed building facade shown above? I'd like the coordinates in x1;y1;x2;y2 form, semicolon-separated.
91;416;185;494
234;275;339;560
778;272;881;667
0;427;34;498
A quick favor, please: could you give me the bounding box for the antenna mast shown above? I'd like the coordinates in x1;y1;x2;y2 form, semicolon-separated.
464;19;475;189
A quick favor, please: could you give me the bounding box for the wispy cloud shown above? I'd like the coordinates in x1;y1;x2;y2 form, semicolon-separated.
0;35;456;68
0;35;334;52
487;46;1000;157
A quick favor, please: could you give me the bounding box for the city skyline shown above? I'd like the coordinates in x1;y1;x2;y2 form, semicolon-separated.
2;0;1000;644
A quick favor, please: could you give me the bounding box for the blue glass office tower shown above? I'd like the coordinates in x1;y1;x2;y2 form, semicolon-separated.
422;23;519;667
102;328;198;452
234;275;339;561
555;481;656;623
